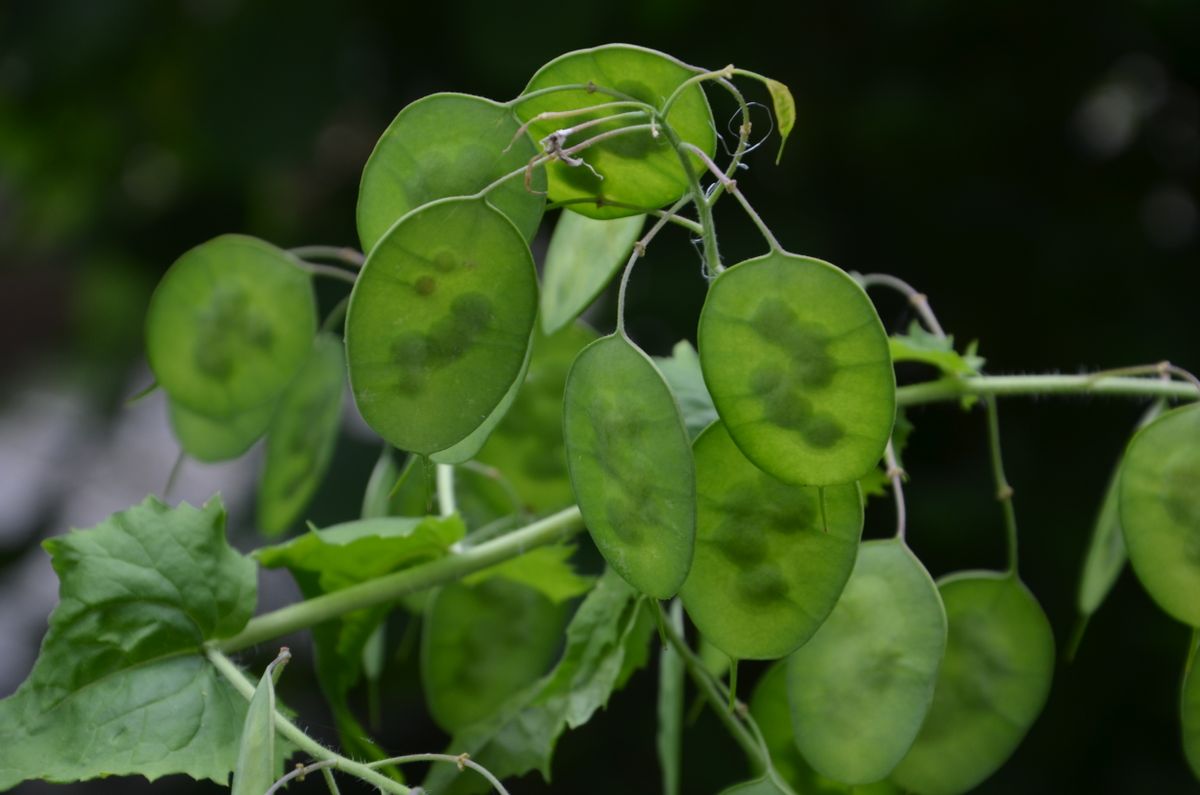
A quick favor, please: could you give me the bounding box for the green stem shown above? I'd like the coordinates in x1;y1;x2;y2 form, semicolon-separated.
546;198;704;234
320;295;350;333
895;374;1199;407
657;604;763;771
298;260;358;286
983;395;1020;574
660;65;734;118
616;196;691;334
211;507;585;653
205;648;410;795
661;122;721;276
436;463;456;518
506;82;657;111
857;272;947;338
289;246;365;269
367;754;511;795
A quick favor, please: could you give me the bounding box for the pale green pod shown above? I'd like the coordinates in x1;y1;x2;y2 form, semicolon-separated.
891;572;1055;795
357;92;545;251
786;539;947;784
430;338;531;465
680;421;862;660
517;44;716;219
421;578;566;733
1183;634;1200;779
168;399;273;463
698;251;895;486
1119;402;1200;626
563;334;695;598
345;197;537;455
257;333;346;535
540;211;645;335
145;234;316;418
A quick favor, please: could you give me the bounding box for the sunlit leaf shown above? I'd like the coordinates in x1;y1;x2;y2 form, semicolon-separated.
540;211;644;334
888;322;984;377
654;340;718;440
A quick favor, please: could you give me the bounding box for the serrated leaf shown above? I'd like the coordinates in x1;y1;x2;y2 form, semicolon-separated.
422;569;653;794
765;79;795;165
463;544;594;603
654;340;719;440
255;515;464;773
539;211;644;335
0;496;259;789
889;322;984;377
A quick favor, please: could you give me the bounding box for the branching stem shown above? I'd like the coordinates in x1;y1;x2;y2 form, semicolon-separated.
857;272;947;338
367;753;511;795
616;196;692;334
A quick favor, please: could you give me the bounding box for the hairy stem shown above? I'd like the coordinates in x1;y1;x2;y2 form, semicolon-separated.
211;507;585;653
206;648;410;795
983;395;1020;574
896;373;1199;407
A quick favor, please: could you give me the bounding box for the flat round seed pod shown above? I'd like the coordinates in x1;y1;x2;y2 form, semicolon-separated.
517;44;716;219
1184;636;1200;778
891;572;1054;795
698;252;894;486
168;399;273;463
1119;403;1200;626
257;334;346;535
345;197;537;455
357;93;546;252
680;421;862;660
786;539;947;784
562;334;695;598
420;578;565;733
145;235;316;418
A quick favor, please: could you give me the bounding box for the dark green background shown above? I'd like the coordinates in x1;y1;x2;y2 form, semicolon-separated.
3;1;1198;793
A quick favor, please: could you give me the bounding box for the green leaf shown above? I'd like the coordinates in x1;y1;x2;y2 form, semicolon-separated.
0;496;259;789
563;334;696;598
891;572;1055;795
421;578;568;733
255;515;465;767
357;92;546;252
463;544;594;603
231;652;289;795
657;601;685;795
540;210;644;334
750;662;903;795
346;197;538;455
168;398;273;462
888;322;984;377
430;338;532;464
786;539;947;784
145;235;317;418
422;569;653;794
517;44;717;219
257;333;346;535
1183;633;1200;779
1077;401;1166;623
765;79;796;165
362;448;433;519
654;340;719;440
681;421;862;660
1119;402;1200;626
474;322;598;514
699;252;896;486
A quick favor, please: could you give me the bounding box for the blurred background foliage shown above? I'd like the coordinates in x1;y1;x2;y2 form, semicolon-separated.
2;1;1198;793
